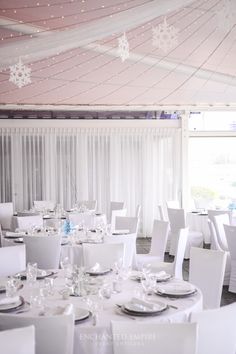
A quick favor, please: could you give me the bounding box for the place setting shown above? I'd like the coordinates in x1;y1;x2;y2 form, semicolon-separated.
116;297;168;319
155;282;197;299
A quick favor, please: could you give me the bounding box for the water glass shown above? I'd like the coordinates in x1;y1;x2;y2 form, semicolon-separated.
27;262;38;285
5;277;18;298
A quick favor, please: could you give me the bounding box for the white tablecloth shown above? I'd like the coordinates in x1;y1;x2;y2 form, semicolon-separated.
0;272;202;354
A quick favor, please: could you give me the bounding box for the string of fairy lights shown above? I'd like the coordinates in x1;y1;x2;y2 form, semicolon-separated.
0;0;235;105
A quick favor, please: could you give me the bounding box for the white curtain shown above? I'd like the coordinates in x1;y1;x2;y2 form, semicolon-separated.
0;126;181;235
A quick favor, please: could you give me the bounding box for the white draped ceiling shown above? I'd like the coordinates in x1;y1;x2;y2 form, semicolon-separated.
0;0;236;106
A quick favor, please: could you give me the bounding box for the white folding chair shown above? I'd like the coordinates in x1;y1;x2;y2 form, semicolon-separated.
208;220;230;285
167;208;203;259
33;201;55;212
166;200;180;209
110;201;125;222
213;214;230;251
16;215;43;230
189;247;226;309
77;200;97;211
136;220;169;267
0;202;14;230
0;245;26;276
114;216;139;235
0;314;74;354
23;235;61;269
112;321;197;354
82;243;124;269
149;228;188;280
111;209;127;232
0;326;35;354
104;234;136;268
191;302;236;354
224;224;236;293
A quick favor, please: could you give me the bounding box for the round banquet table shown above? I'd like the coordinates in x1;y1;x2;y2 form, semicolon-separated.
0;271;203;354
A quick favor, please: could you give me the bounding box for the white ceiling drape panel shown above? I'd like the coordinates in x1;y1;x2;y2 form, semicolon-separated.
0;126;180;235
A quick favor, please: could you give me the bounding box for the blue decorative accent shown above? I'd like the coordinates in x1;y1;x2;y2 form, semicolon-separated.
63;220;72;235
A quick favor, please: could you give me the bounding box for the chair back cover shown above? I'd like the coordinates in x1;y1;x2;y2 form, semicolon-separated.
189;247;226;309
83;243;124;269
0;314;74;354
167;208;185;232
111;209;127;232
135;205;141;218
17;215;43;230
0;245;26;276
224;224;236;293
114;216;139;234
104;234;136;268
149;219;169;261
172;228;188;279
157;205;166;221
208;220;222;250
0;202;14;230
213;214;229;251
0;326;35;354
33;201;55;212
23;235;61;269
191;302;236;354
112;321;197;354
166;200;180;209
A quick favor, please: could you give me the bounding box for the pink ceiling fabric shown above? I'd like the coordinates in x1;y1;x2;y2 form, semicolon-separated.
0;0;236;106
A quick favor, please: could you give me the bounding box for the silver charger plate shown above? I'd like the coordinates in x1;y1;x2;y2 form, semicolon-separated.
20;270;54;280
155;286;196;298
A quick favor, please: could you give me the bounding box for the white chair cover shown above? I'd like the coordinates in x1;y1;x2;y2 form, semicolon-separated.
191;302;236;354
167;208;203;258
0;245;26;276
208;220;230;285
0;202;14;230
208;209;232;224
135;205;141;218
0;326;35;354
166;200;180;209
104;234;136;268
111;209;127;232
136;220;169;267
16;215;43;230
213;214;229;251
0;314;74;354
23;235;62;269
114;216;139;234
112;321;197;354
189;247;226;309
33;200;55;212
157;205;166;221
149;228;188;280
82;243;124;269
224;224;236;293
77;200;97;211
110;201;125;222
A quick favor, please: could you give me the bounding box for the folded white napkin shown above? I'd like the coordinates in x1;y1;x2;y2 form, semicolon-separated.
158;282;195;293
90;263;101;272
0;296;20;306
63;304;74;315
130;297;158;311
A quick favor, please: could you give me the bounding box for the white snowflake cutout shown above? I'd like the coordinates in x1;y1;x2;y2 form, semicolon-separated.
216;0;236;32
9;57;31;88
152;17;179;53
117;32;129;62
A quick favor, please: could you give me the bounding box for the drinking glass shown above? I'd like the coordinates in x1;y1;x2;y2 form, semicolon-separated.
5;277;18;298
26;262;38;285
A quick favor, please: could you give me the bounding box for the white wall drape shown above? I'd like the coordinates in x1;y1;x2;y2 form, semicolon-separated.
0;126;181;235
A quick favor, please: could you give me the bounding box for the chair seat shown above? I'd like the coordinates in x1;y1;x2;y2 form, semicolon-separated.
136;254;162;269
170;230;203;259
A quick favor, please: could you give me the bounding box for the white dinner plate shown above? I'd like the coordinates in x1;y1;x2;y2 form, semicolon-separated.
124;300;167;314
155;273;172;282
48;306;90;322
20;269;54;280
156;283;196;297
0;296;24;312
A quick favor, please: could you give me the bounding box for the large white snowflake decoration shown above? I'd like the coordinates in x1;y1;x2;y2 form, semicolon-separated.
9;57;31;88
216;0;236;32
117;32;129;62
152;17;179;53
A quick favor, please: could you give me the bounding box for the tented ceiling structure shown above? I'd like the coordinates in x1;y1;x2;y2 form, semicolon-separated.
0;0;236;107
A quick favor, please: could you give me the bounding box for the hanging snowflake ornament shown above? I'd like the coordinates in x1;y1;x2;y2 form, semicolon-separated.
216;0;236;32
9;57;31;88
117;32;129;62
152;17;179;53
